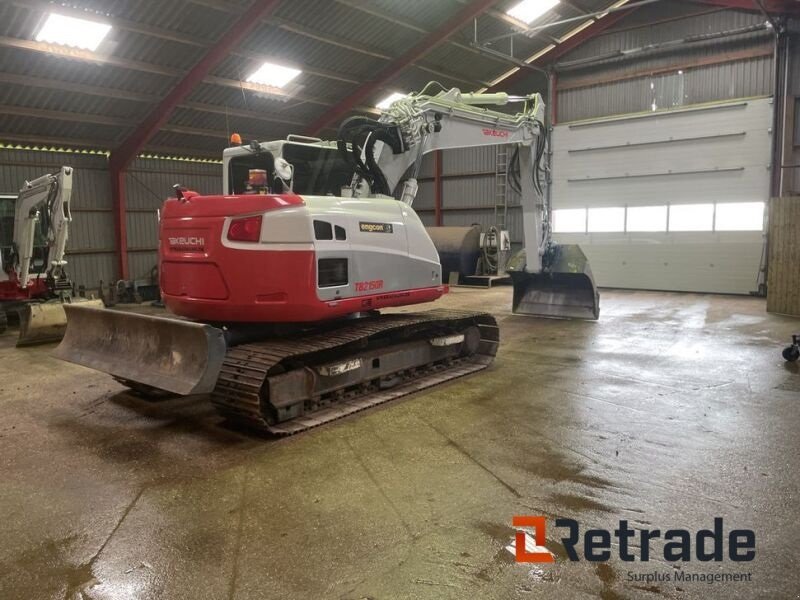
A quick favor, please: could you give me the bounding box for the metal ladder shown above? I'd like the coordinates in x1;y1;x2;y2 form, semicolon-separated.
494;145;509;231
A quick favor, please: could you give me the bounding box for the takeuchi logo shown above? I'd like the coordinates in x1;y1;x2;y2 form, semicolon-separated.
512;517;755;563
482;128;510;138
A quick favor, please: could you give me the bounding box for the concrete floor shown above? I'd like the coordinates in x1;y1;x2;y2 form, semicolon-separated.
0;288;799;600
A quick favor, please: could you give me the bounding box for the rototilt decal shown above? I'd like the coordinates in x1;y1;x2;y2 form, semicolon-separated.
511;516;755;584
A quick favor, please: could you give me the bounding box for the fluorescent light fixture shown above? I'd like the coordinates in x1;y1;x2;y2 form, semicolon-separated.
246;62;301;88
376;92;406;110
506;0;559;24
35;13;111;51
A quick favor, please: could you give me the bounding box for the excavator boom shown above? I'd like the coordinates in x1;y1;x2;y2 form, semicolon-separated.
340;85;600;320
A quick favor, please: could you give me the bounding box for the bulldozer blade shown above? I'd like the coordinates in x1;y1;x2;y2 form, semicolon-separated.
508;245;600;320
17;298;104;346
53;304;227;396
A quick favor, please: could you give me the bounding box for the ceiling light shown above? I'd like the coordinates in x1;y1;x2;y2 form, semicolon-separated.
246;62;301;88
376;92;406;110
506;0;560;25
35;13;111;51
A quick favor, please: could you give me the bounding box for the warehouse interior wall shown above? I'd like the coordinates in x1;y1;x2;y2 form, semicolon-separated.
0;3;785;291
415;2;776;250
124;158;220;283
0;148;222;290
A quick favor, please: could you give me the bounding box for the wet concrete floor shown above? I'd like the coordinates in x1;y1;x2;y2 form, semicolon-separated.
0;288;798;599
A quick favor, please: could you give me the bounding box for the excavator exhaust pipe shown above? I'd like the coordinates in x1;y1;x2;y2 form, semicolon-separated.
16;298;105;346
507;245;600;320
53;304;227;395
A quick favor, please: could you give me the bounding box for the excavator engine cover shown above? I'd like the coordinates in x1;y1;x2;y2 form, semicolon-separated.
17;298;105;346
53;304;227;395
507;245;599;320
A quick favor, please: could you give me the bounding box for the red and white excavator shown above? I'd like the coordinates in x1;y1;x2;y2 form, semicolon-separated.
0;167;101;345
55;86;599;435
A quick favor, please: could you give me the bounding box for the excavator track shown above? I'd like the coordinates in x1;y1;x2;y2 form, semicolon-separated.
211;310;499;436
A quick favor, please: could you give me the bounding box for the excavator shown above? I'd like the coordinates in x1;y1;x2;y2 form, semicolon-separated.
55;86;599;435
0;167;101;345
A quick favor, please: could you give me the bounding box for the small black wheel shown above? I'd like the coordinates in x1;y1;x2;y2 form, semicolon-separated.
782;345;800;362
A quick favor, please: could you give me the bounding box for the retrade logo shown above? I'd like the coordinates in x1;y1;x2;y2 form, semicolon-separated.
512;517;755;563
512;516;554;563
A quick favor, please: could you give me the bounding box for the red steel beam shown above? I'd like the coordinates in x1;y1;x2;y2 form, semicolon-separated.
304;0;503;135
109;0;283;280
110;168;128;280
485;3;639;93
111;0;283;171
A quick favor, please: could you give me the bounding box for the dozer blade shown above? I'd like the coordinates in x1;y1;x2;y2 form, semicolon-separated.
53;304;227;395
508;245;600;320
17;298;104;346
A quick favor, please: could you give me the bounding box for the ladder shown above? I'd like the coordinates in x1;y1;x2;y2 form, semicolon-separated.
494;145;509;231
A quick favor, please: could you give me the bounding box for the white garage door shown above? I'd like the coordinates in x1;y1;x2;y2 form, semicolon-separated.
551;97;772;295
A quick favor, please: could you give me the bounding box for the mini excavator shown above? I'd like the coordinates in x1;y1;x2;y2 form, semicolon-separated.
0;167;101;345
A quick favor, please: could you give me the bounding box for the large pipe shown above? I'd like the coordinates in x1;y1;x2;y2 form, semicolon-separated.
555;22;772;70
482;0;664;45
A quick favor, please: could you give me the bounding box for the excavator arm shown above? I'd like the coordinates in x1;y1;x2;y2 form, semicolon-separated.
340;86;599;320
11;166;73;289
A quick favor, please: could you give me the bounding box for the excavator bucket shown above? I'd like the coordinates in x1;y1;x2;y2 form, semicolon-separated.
53;304;227;395
17;298;104;346
507;245;600;320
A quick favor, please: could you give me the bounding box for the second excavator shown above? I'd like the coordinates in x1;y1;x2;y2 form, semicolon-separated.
55;86;599;435
1;167;102;345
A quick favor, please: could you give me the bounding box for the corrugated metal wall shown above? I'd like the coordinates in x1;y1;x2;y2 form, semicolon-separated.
0;4;782;284
413;147;526;244
0;148;115;287
413;2;776;246
125;158;221;281
0;148;223;288
556;4;774;122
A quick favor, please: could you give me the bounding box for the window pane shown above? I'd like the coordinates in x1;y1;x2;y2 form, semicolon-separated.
318;258;348;287
588;207;625;232
552;208;586;233
627;205;667;232
669;204;713;232
715;202;764;231
313;220;333;240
